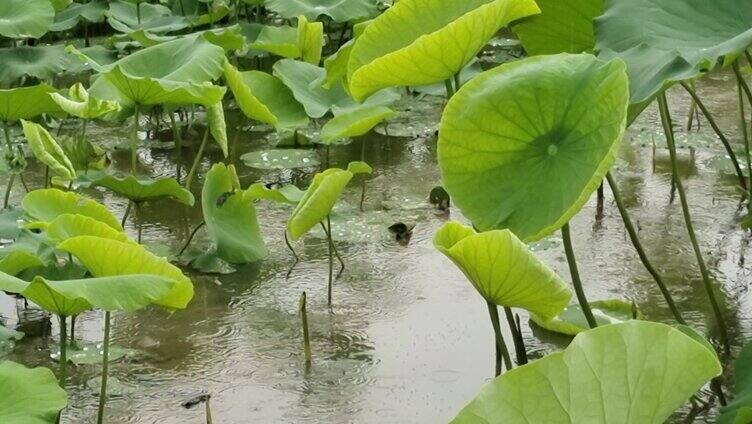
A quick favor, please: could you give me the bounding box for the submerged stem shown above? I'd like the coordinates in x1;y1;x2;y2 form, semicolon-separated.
97;311;111;424
503;307;527;365
657;92;731;355
561;223;597;329
486;302;512;376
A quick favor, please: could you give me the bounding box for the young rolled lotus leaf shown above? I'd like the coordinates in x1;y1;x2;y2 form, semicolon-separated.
44;214;133;246
22;189;123;231
223;61;309;130
0;0;55;38
511;0;602;56
0;85;63;122
251;24;301;58
51;0;108;32
438;53;629;241
346;0;540;101
530;299;641;336
321;106;395;143
324;39;355;90
297;15;324;65
0;361;67;423
206;101;228;157
20;120;76;181
265;0;379;22
719;341;752;423
434;221;571;320
246;182;305;204
49;83;121;120
240;149;320;170
453;320;721;423
106;0;191;34
0;45;70;87
287;162;372;240
202;163;267;263
57;235;194;309
90;173;195;206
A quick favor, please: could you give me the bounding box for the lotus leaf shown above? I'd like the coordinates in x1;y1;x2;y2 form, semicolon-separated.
0;361;67;424
512;0;601;55
531;299;641;335
50;0;72;12
202;163;267;263
324;39;354;89
240;149;320;170
265;0;379;22
0;0;55;38
45;214;132;245
297;15;324;65
22;189;122;231
346;0;540;101
106;0;190;34
91;173;194;205
321;106;395;143
0;84;63;122
51;0;107;31
49;83;121;120
58;134;107;171
0;250;45;276
247;183;305;204
127;26;245;51
21;120;76;181
434;221;571;320
206;101;228;157
452;321;722;423
0;45;70;87
438;54;629;241
252;24;301;58
720;341;752;423
223;61;308;129
57;235;194;310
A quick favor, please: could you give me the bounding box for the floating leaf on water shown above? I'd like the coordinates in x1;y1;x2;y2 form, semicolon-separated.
240;149;320;170
86;376;138;397
54;342;136;365
186;250;237;275
530;299;642;336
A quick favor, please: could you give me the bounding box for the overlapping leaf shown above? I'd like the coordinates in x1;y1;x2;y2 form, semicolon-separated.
0;361;67;424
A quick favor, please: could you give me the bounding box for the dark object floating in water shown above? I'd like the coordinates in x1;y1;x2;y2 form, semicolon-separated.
429;186;450;211
182;393;211;409
389;222;415;245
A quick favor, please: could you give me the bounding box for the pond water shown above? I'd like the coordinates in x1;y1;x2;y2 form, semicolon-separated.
1;69;750;423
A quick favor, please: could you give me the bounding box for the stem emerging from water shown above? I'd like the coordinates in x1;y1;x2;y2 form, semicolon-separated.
486;301;512;376
58;315;67;386
657;92;731;355
503;307;527;365
184;128;210;189
561;223;597;329
169;112;183;183
97;311;111;424
444;80;454;98
733;62;752;205
131;106;140;174
300;291;312;368
326;215;334;307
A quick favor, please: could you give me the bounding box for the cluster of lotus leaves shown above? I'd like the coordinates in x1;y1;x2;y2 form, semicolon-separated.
438;53;628;241
434;221;571;320
452;320;722;423
0;361;67;423
346;0;540;101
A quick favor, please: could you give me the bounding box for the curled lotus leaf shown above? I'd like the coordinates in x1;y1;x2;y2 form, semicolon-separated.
297;15;324;65
49;83;121;120
21;120;76;181
247;183;305;204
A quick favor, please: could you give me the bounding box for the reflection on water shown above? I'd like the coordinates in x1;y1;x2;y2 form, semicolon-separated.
1;70;751;423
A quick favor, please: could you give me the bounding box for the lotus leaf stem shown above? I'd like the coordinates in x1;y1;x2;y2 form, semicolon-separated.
685;80;699;131
561;223;597;329
70;315;76;345
131;105;140;174
657;92;731;355
679;81;746;191
606;171;686;324
81;118;88;141
319;221;345;277
444;80;454;98
360;138;367;211
503;307;527;365
206;397;213;424
326;215;334;307
453;72;462;92
169;113;183;183
3;174;14;209
732;62;752;204
486;302;512;376
179;221;206;256
300;292;312;367
58;315;67;386
185;128;210;189
97;311;111;424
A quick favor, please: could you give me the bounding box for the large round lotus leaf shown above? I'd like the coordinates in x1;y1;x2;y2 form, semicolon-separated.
0;0;54;38
98;67;226;107
45;214;132;245
720;342;752;423
22;189;122;231
0;46;70;87
91;173;194;205
106;0;190;34
346;0;540;101
251;24;300;58
0;85;63;122
0;361;66;424
438;53;629;241
241;149;320;170
57;236;194;310
223;61;308;129
51;0;108;31
530;299;641;336
21;120;76;181
512;0;601;55
321;106;395;143
202;163;267;264
0;250;44;276
434;221;571;320
452;321;721;423
49;83;121;120
265;0;378;22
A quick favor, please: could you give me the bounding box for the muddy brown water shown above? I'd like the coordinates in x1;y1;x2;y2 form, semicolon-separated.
1;69;750;423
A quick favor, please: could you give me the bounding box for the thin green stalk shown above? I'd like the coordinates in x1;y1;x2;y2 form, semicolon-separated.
733;62;752;204
3;174;14;209
444;80;454;98
606;172;686;324
121;201;132;229
206;397;212;424
131;105;140;174
486;302;512;376
2;121;12;151
179;221;205;256
58;315;67;386
503;307;527;365
319;221;345;277
184;128;210;189
135;203;143;244
326;215;334;307
360;137;366;211
169;112;183;183
686;80;698;131
561;223;597;329
136;2;141;24
2;122;14;208
300;292;312;367
680;81;746;191
96;312;111;424
81;119;88;141
657;92;731;355
70;315;76;345
453;72;462;92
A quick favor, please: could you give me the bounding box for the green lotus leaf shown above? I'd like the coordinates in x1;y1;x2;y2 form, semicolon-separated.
452;320;722;423
324;39;354;89
345;160;372;175
0;361;67;424
51;0;107;31
288;165;360;240
434;221;571;319
22;189;122;231
0;84;63;122
0;0;55;38
57;235;194;310
49;83;121;120
50;0;72;11
91;173;194;205
0;326;23;354
720;341;752;423
246;182;304;204
0;209;23;239
412;60;483;96
21;120;76;181
0;45;70;87
251;24;301;58
63;45;118;75
206;101;228;157
44;214;132;246
106;0;190;34
58;134;107;171
0;231;55;273
0;251;45;276
511;0;601;55
223;61;308;129
126;25;246;51
531;299;641;335
265;0;378;22
347;0;540;101
438;54;629;241
240;149;320;170
321;106;395;143
202;163;267;263
297;15;324;65
0;270;175;316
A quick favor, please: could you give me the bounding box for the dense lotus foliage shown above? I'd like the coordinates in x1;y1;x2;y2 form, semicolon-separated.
0;0;751;422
